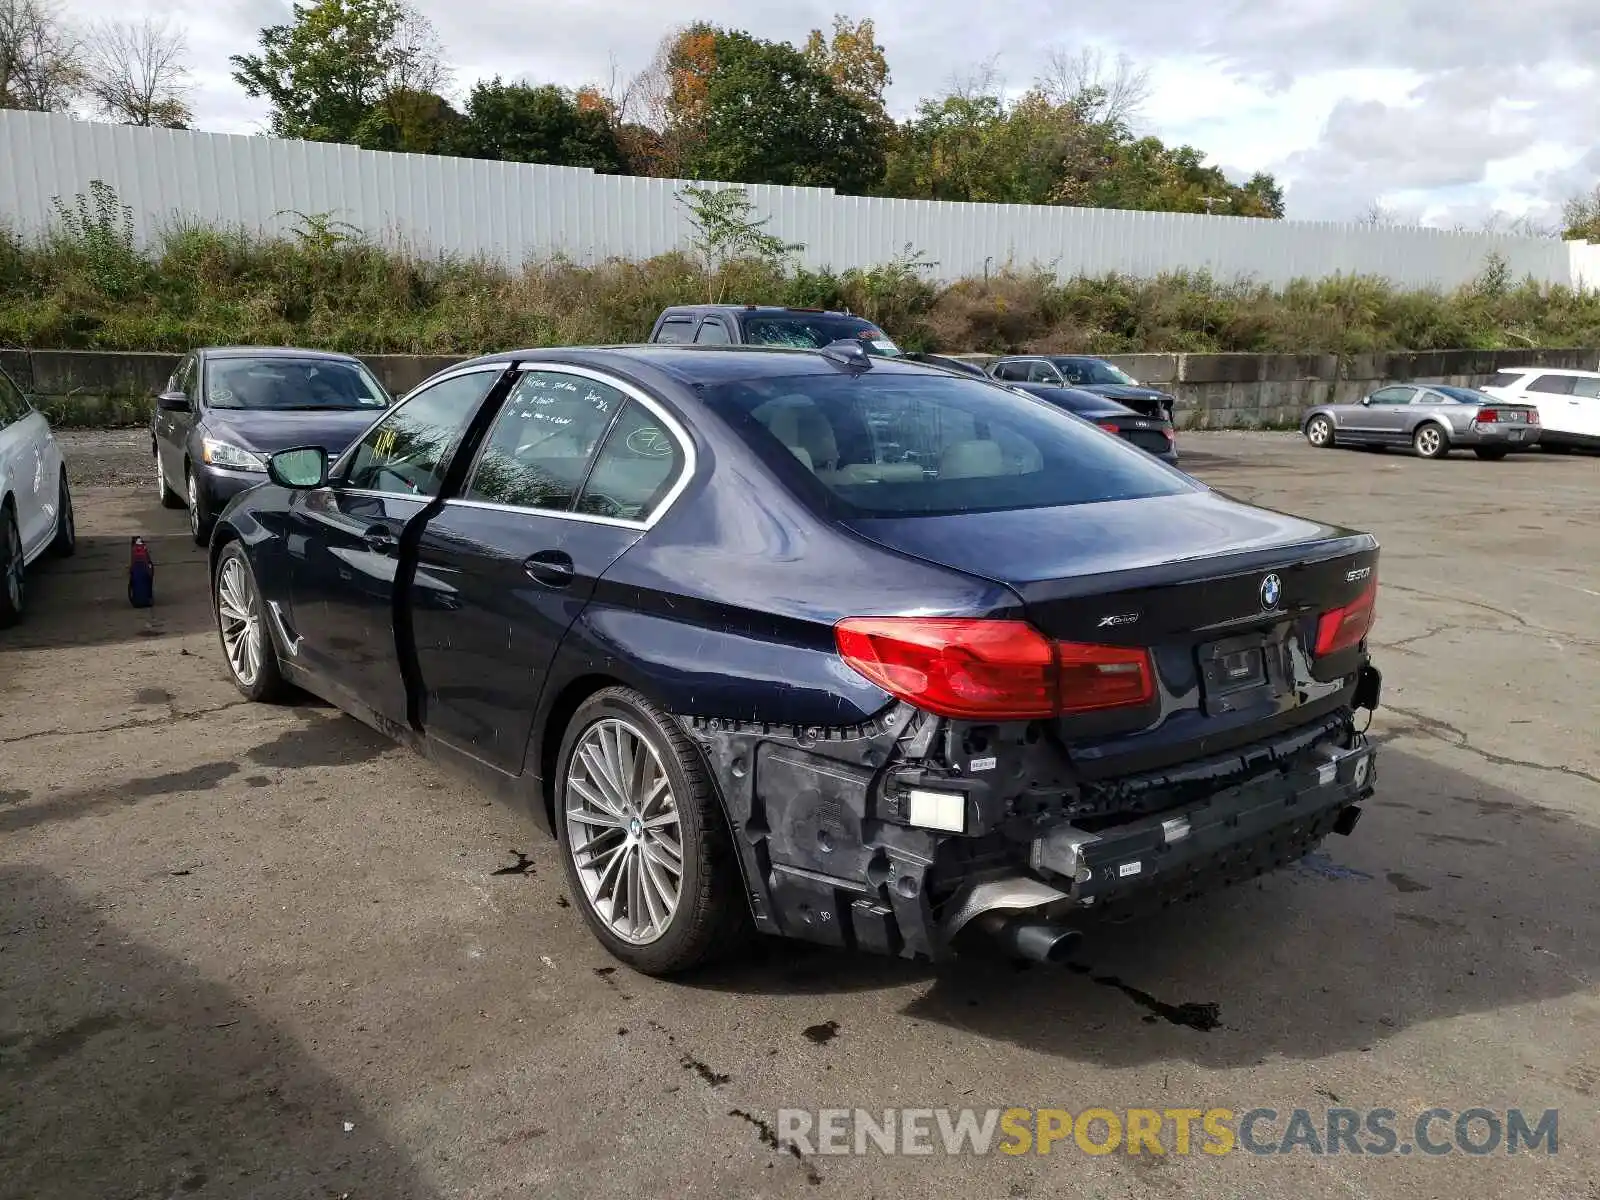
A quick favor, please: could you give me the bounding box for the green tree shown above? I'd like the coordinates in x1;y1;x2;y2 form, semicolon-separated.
229;0;446;143
685;29;885;193
1563;186;1600;241
352;87;462;153
453;78;625;171
802;15;890;129
879;78;1284;218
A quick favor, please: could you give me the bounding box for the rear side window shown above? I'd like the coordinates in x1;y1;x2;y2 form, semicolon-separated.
654;318;695;344
577;400;684;521
1526;374;1575;395
702;371;1193;517
992;361;1026;381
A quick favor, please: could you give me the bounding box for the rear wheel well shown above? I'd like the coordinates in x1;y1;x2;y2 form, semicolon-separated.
537;674;627;821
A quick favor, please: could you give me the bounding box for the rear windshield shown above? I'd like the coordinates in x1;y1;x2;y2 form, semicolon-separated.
206;357;389;411
739;314;902;356
701;370;1194;517
1431;386;1490;404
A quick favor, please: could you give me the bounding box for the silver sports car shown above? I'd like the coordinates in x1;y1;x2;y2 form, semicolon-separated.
1302;384;1542;460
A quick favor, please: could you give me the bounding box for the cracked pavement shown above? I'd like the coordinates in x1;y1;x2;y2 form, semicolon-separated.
1;430;1596;1200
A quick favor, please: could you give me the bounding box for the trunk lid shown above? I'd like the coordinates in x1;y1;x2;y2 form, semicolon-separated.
847;489;1379;777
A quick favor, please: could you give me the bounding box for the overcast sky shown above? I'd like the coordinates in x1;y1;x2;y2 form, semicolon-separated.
63;0;1600;230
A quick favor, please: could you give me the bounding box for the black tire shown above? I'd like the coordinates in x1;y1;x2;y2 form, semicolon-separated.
554;686;749;975
157;452;184;508
1305;415;1335;449
212;541;292;703
50;472;76;556
187;466;213;545
1412;423;1450;459
0;504;23;630
1474;447;1509;461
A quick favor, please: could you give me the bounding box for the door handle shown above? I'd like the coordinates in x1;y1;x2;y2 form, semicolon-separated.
362;525;398;551
524;550;575;588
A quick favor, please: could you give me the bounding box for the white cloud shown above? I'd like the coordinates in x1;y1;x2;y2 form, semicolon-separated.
54;0;1600;228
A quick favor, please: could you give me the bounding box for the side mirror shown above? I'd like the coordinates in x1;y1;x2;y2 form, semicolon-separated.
1359;396;1372;406
267;446;329;489
156;390;192;412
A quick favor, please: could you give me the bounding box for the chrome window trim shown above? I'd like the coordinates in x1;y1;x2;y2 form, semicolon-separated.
442;361;696;532
328;362;512;485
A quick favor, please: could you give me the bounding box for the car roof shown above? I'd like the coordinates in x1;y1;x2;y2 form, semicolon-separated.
658;305;863;318
446;343;957;387
1493;366;1600;377
201;346;363;363
1429;385;1488;401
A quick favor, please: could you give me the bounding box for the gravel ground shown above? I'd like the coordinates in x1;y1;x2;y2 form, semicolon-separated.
53;427;152;488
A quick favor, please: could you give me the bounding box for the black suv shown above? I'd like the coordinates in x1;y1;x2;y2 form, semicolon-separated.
647;305;903;355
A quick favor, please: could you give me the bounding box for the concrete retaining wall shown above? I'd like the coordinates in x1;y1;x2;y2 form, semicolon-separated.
5;346;1598;430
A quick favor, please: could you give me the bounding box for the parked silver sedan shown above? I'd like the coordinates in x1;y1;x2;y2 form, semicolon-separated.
1302;384;1542;460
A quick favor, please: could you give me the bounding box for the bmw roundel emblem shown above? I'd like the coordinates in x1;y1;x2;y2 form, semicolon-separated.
1259;573;1283;610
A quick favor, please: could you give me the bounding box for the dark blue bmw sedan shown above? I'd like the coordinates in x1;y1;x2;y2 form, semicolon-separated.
208;343;1383;975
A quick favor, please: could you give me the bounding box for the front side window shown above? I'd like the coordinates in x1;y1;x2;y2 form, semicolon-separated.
1369;387;1414;405
694;320;732;345
206;356;390;412
704;370;1193;518
464;370;626;511
343;369;500;497
992;361;1026;381
1571;376;1600;398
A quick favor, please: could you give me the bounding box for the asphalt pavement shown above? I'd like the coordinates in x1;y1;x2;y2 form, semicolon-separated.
1;430;1596;1200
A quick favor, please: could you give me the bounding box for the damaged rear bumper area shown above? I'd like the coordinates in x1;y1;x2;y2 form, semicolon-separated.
680;666;1381;964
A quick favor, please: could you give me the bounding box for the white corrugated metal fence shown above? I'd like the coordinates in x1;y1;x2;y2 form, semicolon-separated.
2;110;1593;290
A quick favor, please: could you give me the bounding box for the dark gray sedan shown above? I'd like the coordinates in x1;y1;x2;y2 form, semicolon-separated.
1302;384;1542;460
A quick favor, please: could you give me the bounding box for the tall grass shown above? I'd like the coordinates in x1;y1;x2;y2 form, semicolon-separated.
3;216;1598;356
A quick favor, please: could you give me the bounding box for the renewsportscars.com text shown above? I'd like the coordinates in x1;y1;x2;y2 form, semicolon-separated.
776;1106;1559;1157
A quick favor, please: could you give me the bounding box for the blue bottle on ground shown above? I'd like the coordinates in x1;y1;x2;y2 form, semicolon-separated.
128;536;154;608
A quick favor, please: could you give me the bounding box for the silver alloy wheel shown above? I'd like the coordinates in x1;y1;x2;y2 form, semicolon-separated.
564;717;684;945
216;556;263;686
4;516;21;611
187;471;200;535
1415;426;1443;457
1307;417;1331;446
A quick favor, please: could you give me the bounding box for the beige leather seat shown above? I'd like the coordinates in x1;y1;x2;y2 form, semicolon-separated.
940;439;1005;479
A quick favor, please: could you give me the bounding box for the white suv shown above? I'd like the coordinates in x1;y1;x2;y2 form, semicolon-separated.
1479;368;1600;453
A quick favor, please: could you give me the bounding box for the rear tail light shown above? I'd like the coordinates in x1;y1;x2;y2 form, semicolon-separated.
1314;579;1378;656
1096;421;1121;433
1476;408;1500;423
1162;427;1175;443
1528;408;1540;424
834;617;1153;720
